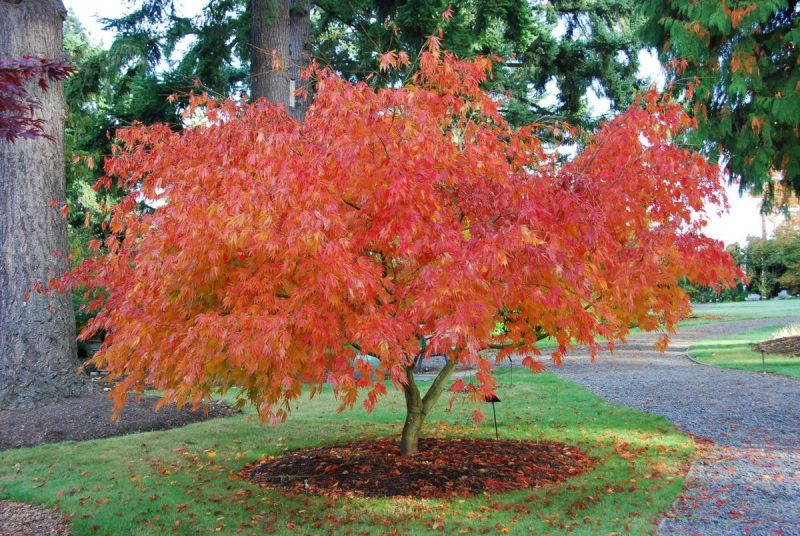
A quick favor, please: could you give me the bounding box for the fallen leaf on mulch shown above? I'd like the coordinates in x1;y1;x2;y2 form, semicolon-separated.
242;437;594;498
752;336;800;357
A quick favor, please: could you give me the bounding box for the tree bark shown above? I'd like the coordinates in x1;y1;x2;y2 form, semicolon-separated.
399;357;457;456
287;0;311;121
400;366;423;456
0;0;91;409
250;0;290;105
250;0;310;121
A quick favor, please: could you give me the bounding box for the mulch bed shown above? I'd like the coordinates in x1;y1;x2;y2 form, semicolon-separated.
752;336;800;356
243;437;594;498
0;390;240;451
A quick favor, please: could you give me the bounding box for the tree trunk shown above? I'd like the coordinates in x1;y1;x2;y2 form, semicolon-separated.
400;367;424;456
287;0;311;121
399;357;457;456
0;0;91;409
250;0;290;104
250;0;310;120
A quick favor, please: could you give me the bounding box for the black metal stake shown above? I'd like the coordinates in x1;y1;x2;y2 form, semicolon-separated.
508;356;513;386
484;394;501;440
761;350;766;374
491;401;499;440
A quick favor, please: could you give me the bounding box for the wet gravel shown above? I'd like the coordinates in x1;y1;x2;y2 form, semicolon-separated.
0;500;70;536
549;315;800;536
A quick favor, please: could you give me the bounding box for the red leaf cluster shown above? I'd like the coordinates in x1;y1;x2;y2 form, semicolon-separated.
0;56;74;141
64;43;740;419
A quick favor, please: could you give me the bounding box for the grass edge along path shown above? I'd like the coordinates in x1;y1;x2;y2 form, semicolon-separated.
688;324;800;379
0;369;693;535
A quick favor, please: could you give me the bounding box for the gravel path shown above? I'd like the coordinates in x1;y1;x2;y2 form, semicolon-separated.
0;500;70;536
549;316;800;536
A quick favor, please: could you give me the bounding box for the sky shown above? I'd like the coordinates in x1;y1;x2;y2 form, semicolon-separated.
63;0;778;246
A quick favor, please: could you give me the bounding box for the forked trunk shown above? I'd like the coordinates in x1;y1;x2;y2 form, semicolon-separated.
400;375;423;456
398;357;457;456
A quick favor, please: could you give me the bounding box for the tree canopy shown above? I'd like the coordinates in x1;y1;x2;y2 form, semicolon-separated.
97;0;645;128
642;0;800;207
316;0;645;127
60;46;740;454
743;223;800;297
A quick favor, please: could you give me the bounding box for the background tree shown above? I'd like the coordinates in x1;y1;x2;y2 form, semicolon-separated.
97;0;644;128
66;48;739;455
315;0;644;127
105;0;311;116
744;236;782;298
642;0;800;208
774;224;800;294
0;0;90;409
742;223;800;297
250;0;311;118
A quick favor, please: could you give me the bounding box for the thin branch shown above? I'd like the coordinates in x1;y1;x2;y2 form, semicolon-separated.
421;358;457;414
342;198;361;211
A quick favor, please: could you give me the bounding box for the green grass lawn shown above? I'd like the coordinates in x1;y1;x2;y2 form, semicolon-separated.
0;368;693;535
687;299;800;323
688;324;800;378
490;300;800;353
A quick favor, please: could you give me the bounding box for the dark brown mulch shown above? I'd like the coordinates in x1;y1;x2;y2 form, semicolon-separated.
0;390;240;451
0;500;70;536
243;437;594;498
752;336;800;356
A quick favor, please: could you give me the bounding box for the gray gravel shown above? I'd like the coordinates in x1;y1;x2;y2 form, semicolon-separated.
0;500;70;536
548;316;800;536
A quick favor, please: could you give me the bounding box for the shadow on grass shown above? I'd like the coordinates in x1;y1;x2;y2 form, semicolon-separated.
0;371;694;536
690;327;800;379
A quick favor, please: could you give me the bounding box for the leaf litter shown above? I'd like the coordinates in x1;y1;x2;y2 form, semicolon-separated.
242;438;594;498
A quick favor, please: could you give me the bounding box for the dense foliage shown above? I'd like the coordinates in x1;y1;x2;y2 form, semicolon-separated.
316;0;645;127
99;0;644;128
743;224;800;297
58;47;739;451
679;275;748;303
61;13;129;338
642;0;800;207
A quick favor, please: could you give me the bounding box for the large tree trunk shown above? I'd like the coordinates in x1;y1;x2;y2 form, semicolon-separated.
250;0;310;120
287;0;311;121
399;358;457;456
250;0;290;104
0;0;90;409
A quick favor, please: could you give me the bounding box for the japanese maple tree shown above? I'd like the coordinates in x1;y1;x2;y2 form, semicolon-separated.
64;42;739;455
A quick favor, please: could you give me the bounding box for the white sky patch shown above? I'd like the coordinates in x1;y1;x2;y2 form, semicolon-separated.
136;189;169;209
64;0;207;49
705;184;776;245
638;48;665;91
